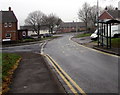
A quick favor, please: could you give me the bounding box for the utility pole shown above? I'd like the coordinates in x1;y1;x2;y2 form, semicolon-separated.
97;0;99;46
97;0;99;23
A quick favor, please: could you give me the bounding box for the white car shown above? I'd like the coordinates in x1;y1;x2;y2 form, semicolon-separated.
90;29;99;40
90;24;120;40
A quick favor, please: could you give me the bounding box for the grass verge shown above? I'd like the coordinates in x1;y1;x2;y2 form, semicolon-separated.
111;38;120;48
75;33;92;38
2;53;21;94
91;38;120;48
41;36;60;41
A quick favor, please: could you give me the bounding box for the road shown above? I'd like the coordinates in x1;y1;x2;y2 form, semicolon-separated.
2;43;42;53
44;34;119;93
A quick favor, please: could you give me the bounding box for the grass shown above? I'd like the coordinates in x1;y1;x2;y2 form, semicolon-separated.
22;38;35;42
41;36;60;40
2;53;21;94
111;38;120;48
75;33;92;38
2;53;21;80
91;38;120;48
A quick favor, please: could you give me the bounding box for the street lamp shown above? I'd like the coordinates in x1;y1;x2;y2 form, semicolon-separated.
97;0;99;46
97;0;99;25
75;19;78;34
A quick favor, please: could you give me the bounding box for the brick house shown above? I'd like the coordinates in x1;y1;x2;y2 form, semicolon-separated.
0;7;18;41
20;25;49;36
99;9;120;20
58;22;85;33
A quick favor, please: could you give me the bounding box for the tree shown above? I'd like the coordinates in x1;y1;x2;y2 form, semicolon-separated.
42;13;62;34
56;18;63;27
25;11;45;36
88;5;103;28
78;2;91;31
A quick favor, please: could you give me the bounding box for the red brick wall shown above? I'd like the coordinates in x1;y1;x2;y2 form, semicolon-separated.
60;28;75;32
59;27;86;33
2;22;18;41
99;11;113;20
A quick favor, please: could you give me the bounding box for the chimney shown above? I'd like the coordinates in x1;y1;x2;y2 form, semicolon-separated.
105;7;107;10
115;7;118;10
9;7;11;11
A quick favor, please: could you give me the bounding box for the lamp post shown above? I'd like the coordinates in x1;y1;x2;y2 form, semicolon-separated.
97;0;100;46
96;0;99;27
76;19;78;34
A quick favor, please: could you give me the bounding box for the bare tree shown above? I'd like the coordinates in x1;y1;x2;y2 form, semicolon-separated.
78;2;91;31
56;18;63;27
88;5;103;28
42;13;61;34
25;11;45;36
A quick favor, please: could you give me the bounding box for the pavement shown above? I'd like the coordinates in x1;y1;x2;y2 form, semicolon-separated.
2;42;66;94
72;36;92;45
72;36;120;56
6;52;66;94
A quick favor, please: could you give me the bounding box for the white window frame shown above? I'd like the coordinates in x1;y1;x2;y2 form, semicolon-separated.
6;33;11;38
22;31;26;36
4;23;8;27
8;23;12;27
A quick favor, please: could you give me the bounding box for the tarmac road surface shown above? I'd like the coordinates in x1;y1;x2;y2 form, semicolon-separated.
44;33;119;94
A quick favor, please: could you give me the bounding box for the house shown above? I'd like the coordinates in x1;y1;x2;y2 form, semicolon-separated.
20;25;49;36
58;22;86;33
17;29;28;40
99;8;120;20
0;7;18;41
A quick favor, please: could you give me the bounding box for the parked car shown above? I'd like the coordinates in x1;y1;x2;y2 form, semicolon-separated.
90;24;120;40
90;29;99;40
23;36;34;39
43;33;53;37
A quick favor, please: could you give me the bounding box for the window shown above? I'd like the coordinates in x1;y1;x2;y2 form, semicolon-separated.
4;23;8;27
8;23;12;27
22;31;26;36
6;33;11;38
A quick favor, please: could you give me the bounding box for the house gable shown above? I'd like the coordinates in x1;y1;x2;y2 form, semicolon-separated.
0;7;18;41
99;11;113;20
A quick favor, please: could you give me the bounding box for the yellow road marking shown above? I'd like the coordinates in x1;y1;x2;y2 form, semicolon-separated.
44;55;78;95
70;37;119;58
46;54;87;95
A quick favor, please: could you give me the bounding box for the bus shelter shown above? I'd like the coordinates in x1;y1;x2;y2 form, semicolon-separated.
98;19;120;49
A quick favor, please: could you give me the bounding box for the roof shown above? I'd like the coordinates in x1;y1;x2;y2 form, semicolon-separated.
107;10;120;19
60;22;85;28
20;25;49;31
0;11;18;23
99;19;120;24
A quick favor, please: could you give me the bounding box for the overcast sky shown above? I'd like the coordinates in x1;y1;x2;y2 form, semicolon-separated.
0;0;119;26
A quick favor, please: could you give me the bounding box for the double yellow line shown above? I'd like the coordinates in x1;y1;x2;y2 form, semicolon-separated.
43;54;87;95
